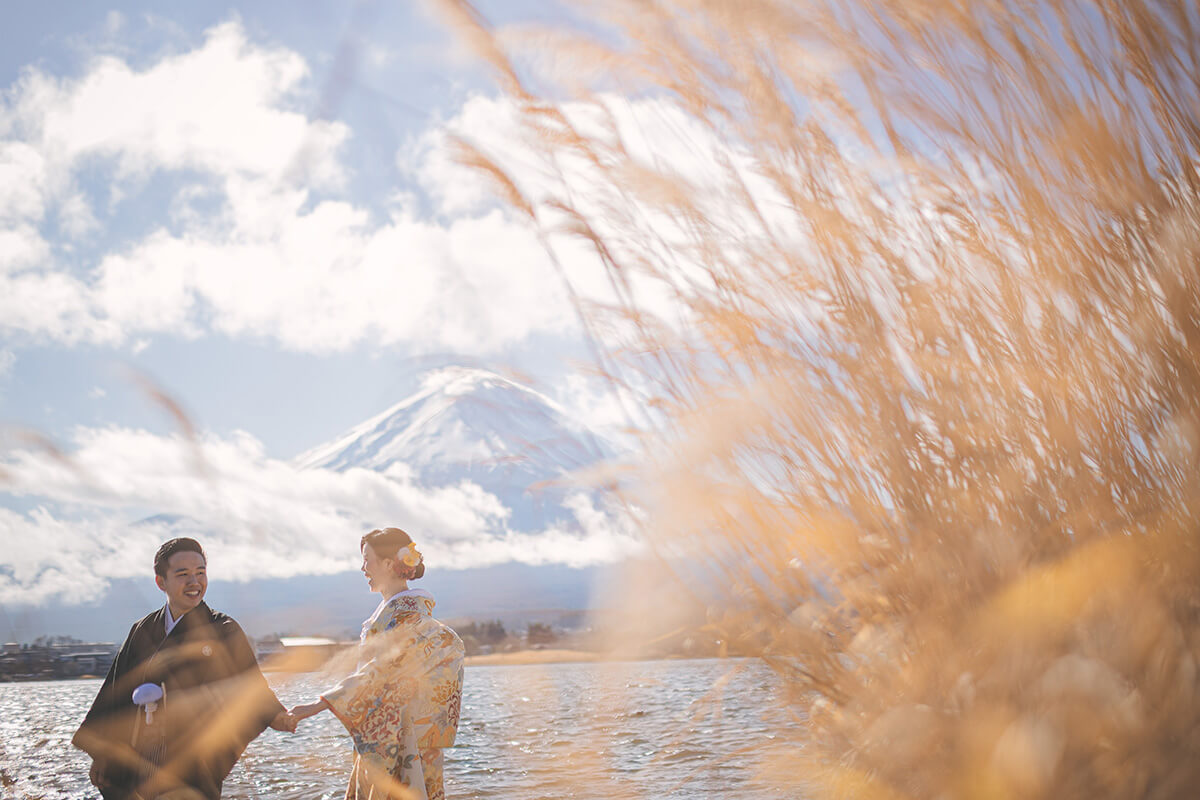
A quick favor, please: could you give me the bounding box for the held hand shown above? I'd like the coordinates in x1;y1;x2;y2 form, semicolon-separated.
89;759;111;789
290;700;329;723
268;710;298;733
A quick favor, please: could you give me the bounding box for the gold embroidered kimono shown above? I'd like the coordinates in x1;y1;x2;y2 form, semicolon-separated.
322;591;465;800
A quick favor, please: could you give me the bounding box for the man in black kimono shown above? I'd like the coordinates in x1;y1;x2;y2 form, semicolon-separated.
73;537;294;799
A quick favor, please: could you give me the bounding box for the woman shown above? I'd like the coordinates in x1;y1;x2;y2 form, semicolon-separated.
292;528;465;800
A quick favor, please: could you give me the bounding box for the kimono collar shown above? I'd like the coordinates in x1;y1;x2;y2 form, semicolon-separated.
383;588;434;606
162;602;211;637
361;589;435;637
369;588;433;620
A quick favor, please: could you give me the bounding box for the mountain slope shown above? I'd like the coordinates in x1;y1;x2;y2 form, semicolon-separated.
295;366;614;531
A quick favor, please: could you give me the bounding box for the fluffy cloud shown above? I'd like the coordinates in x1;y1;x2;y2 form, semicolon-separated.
88;201;579;354
0;21;350;346
0;507;164;605
0;424;640;605
0;19;594;354
1;18;759;356
0;142;50;224
9;21;346;189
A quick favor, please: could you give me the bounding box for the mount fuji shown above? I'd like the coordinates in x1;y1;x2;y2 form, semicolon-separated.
245;366;631;634
296;366;615;533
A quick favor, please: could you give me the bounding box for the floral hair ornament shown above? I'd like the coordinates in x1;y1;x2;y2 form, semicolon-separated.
401;542;423;567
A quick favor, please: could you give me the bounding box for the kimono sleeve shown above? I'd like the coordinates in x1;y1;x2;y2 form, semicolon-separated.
71;622;143;788
174;618;288;791
219;619;286;731
414;626;465;749
321;633;422;756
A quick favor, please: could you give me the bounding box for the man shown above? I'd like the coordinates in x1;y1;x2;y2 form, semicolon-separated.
73;538;294;799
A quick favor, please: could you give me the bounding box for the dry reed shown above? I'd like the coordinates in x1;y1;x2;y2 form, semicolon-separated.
435;1;1200;796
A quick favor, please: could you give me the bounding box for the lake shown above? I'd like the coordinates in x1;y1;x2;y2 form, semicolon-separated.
0;658;795;799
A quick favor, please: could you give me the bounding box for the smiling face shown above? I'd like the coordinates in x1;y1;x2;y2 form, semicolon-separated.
155;550;207;618
361;542;403;596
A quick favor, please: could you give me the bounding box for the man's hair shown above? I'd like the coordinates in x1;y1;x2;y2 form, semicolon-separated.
154;537;206;577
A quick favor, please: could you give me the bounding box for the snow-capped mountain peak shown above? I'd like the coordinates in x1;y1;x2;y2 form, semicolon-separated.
294;367;610;494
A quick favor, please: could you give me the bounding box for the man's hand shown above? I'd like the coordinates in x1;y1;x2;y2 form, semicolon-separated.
268;710;297;733
88;759;111;790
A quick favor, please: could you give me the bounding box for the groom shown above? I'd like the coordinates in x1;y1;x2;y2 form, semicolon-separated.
73;537;295;799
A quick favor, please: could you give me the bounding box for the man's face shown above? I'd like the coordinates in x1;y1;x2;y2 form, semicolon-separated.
155;550;207;615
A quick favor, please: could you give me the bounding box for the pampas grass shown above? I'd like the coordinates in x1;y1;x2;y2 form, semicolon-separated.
435;0;1200;796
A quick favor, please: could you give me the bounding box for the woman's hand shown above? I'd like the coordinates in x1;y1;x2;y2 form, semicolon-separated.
290;699;330;722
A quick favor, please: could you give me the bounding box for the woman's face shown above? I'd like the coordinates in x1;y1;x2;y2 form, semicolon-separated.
361;542;395;593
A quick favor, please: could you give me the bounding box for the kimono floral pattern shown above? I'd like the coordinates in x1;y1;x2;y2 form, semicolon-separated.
323;593;465;800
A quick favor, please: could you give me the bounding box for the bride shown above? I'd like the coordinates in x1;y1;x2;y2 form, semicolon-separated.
291;527;465;800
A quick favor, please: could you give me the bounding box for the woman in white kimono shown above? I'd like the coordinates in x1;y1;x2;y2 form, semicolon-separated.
292;528;465;800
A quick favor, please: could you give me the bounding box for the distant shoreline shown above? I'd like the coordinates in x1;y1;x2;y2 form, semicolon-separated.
463;648;722;666
464;648;603;666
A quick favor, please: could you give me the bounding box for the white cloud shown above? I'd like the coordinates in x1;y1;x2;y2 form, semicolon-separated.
0;20;595;354
0;424;639;605
0;225;48;273
0;22;766;357
0;21;349;345
0;141;50;223
0;21;347;261
0;507;156;605
407;93;774;330
0;269;100;343
13;21;347;189
0;349;14;379
84;201;579;353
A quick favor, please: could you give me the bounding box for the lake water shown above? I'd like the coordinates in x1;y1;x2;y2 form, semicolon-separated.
0;659;795;799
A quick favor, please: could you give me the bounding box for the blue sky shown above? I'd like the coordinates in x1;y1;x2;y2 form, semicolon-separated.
0;1;653;608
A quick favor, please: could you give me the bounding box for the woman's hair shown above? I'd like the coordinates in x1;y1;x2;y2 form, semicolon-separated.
361;527;425;580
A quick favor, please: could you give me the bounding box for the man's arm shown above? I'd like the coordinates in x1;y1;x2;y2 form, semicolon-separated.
74;625;131;744
73;621;140;790
220;618;287;731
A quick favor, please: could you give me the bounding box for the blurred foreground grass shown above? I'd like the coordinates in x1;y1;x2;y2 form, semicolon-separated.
436;1;1200;796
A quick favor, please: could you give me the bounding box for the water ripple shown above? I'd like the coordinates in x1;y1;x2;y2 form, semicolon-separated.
1;658;793;799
